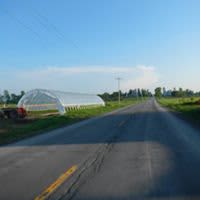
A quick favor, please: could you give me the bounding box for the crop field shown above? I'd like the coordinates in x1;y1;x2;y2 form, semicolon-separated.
158;97;200;124
0;98;145;145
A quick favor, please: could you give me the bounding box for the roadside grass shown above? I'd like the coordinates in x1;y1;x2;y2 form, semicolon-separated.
0;98;145;145
157;97;200;123
0;104;16;108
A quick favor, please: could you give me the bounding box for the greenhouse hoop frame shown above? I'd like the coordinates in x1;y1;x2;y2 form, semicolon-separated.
17;89;105;115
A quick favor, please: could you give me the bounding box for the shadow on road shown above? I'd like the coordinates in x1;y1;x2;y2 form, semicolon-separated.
1;105;200;200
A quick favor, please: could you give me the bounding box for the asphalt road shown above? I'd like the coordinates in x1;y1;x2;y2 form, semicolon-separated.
1;98;200;200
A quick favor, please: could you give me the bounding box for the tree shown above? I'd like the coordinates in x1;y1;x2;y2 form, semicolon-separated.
128;89;133;96
0;90;26;104
185;89;194;97
99;93;111;101
141;89;150;97
10;93;18;103
20;91;25;98
178;88;184;97
3;90;10;103
154;87;162;97
111;91;120;101
0;94;3;104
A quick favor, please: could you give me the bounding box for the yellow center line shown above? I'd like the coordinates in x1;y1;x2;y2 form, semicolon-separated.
35;165;77;200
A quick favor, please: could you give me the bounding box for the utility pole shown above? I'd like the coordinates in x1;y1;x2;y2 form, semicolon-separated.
116;77;122;105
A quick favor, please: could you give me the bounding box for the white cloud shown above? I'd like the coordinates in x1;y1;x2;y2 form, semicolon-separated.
1;65;160;93
46;66;136;74
121;65;159;91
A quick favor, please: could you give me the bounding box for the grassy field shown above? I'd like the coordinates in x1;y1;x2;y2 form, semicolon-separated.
0;98;145;145
158;97;200;123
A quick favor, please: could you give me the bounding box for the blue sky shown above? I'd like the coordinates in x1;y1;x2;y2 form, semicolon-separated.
0;0;200;93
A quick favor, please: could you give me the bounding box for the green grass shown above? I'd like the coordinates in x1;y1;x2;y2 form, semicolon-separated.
0;98;146;145
0;104;16;108
157;97;200;123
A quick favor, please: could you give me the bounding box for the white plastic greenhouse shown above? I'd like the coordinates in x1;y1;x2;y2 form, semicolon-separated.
17;89;105;115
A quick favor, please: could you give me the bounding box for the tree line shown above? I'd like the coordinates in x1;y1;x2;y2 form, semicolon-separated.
99;88;152;101
1;88;151;105
154;87;200;98
1;87;199;105
0;90;25;104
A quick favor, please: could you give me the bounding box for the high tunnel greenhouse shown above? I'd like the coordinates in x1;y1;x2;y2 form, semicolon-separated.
17;89;105;115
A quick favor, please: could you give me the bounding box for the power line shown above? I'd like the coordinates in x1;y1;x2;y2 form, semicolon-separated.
0;8;47;44
32;9;64;40
1;5;80;50
29;6;79;49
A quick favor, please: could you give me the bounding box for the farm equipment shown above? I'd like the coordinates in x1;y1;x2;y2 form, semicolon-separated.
0;107;27;119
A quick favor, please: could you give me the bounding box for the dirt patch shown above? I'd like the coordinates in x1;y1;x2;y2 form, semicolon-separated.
42;112;59;117
195;99;200;105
